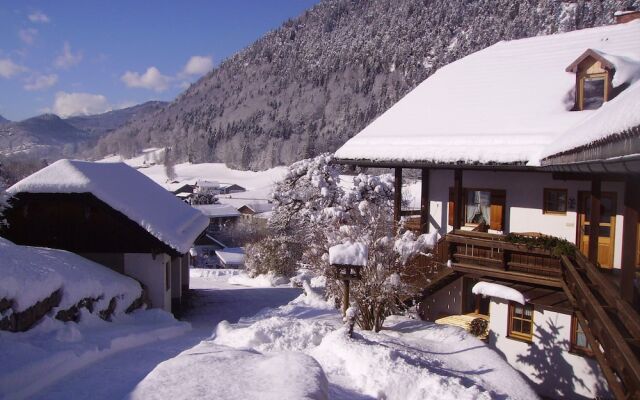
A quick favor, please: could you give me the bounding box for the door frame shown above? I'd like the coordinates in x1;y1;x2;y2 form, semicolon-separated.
576;191;617;268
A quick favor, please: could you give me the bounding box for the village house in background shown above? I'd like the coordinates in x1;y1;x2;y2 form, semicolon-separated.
334;16;640;400
1;160;209;314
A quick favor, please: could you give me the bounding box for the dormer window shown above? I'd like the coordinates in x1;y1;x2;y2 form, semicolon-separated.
581;74;607;110
566;49;614;111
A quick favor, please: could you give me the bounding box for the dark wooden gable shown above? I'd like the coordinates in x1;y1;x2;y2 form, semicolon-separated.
1;192;179;256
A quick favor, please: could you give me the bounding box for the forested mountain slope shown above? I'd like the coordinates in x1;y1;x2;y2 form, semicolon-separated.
95;0;639;170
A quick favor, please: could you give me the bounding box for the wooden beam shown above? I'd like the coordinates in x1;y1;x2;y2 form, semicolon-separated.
421;168;430;234
551;172;626;182
453;169;463;230
588;178;601;265
621;176;640;303
394;167;402;223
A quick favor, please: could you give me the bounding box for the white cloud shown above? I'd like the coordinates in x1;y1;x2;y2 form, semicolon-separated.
28;11;50;23
54;42;82;69
52;91;112;117
19;28;38;45
121;66;171;92
0;58;27;78
24;73;58;91
182;55;213;76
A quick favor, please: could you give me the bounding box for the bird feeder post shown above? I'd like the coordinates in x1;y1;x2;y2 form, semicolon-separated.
332;264;363;317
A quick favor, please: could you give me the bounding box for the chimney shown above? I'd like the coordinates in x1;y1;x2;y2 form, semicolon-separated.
614;7;640;24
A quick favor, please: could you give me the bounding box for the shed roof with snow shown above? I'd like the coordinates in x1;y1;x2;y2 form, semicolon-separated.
193;204;241;218
334;21;640;167
215;248;245;266
7;159;209;254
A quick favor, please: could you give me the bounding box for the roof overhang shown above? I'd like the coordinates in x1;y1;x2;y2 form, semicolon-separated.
332;158;536;172
565;48;615;73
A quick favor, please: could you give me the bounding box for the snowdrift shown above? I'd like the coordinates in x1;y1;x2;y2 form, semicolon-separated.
129;342;329;400
0;237;143;331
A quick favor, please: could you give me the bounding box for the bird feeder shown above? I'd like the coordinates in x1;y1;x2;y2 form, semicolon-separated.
329;242;368;317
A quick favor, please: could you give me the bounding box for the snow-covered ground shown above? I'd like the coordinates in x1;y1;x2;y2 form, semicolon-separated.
2;269;537;399
101;148;288;208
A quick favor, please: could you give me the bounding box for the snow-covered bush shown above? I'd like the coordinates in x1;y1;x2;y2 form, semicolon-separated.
190;187;219;205
245;236;302;278
0;184;9;226
255;154;436;332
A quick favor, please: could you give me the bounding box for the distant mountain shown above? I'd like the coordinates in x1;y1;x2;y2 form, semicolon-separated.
0;115;9;125
0;101;167;160
95;0;639;170
66;101;167;136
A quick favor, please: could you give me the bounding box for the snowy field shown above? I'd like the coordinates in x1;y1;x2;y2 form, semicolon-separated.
101;149;288;208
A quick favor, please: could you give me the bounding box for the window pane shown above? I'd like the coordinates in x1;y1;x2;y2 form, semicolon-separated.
583;78;605;110
521;321;532;334
545;190;567;213
465;190;491;225
524;308;533;318
576;331;589;348
514;304;523;317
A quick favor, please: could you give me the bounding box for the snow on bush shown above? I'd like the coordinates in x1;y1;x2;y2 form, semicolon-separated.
129;341;329;400
472;282;526;305
0;237;141;319
248;154;439;332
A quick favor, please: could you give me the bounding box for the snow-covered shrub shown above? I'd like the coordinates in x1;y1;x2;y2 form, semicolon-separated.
245;236;302;278
190;187;219;205
258;154;436;332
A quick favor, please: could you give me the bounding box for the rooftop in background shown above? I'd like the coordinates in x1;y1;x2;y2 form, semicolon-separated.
215;248;245;265
8;159;209;253
193;203;242;218
334;21;640;167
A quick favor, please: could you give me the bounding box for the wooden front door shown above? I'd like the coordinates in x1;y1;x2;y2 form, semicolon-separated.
578;192;617;268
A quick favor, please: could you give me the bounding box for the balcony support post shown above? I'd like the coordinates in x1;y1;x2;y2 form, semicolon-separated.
421;168;430;234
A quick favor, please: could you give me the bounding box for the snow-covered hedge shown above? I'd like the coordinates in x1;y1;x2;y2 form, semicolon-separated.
0;237;143;331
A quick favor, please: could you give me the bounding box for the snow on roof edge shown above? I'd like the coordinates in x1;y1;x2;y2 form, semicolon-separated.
8;160;209;254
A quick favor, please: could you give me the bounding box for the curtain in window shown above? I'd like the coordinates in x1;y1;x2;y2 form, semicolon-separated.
466;190;491;225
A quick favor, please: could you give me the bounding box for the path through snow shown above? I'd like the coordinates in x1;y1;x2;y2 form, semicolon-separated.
30;275;302;400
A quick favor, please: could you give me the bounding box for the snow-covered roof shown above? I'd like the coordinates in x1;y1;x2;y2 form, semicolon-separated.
8;160;209;254
0;236;141;313
193;203;241;218
215;247;245;265
472;282;526;305
335;21;640;166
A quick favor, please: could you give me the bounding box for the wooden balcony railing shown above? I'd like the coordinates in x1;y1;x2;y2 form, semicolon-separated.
445;230;563;287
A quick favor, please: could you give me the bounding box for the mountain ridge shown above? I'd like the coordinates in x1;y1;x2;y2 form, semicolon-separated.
0;101;168;159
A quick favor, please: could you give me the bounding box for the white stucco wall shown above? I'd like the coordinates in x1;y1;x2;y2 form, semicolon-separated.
424;170;625;268
488;299;608;400
124;253;171;312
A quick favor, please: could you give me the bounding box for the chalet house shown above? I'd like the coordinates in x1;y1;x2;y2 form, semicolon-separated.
238;202;274;220
334;19;640;400
193;203;241;233
192;233;226;268
1;160;209;314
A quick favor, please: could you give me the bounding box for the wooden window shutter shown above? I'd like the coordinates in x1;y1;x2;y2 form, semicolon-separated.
490;190;506;231
448;187;454;226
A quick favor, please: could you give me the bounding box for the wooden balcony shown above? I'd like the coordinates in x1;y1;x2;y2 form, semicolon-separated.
446;230;563;287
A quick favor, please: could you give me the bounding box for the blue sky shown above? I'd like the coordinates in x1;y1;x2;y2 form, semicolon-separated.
0;0;319;121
